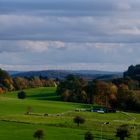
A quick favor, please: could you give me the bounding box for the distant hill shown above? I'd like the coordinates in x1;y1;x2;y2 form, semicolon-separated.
9;70;123;80
8;71;22;75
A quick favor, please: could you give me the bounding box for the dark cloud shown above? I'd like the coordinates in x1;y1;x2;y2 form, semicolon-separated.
0;0;137;17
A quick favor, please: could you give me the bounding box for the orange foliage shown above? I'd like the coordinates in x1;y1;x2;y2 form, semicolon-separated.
0;87;4;94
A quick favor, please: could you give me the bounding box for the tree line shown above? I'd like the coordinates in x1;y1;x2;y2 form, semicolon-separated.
57;74;140;112
0;68;57;93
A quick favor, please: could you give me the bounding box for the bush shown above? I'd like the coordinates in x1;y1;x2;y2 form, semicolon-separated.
73;116;85;127
85;131;94;140
17;91;26;99
33;129;44;140
116;124;131;140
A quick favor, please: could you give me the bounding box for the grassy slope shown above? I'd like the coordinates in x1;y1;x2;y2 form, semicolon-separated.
0;87;139;140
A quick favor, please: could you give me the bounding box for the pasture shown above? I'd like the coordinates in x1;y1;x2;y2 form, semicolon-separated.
0;87;139;140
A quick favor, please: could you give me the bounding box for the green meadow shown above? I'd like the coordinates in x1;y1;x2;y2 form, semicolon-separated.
0;87;139;140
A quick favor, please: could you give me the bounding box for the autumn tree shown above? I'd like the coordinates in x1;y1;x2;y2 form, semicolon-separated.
78;90;88;103
31;77;43;87
0;69;14;91
92;81;110;107
61;89;70;101
108;83;118;108
0;87;4;94
3;78;14;91
14;77;29;90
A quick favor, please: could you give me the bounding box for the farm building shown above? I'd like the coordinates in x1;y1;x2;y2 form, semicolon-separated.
92;106;116;113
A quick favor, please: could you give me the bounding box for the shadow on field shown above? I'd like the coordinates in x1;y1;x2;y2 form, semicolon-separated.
79;104;91;108
27;92;61;101
95;134;114;140
27;92;93;109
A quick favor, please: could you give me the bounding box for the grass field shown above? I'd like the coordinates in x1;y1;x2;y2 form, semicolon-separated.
0;87;139;140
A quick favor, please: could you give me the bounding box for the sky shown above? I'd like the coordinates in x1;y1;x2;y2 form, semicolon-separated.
0;0;140;72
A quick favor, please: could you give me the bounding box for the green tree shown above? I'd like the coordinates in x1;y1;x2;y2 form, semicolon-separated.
17;91;26;99
0;69;10;80
85;131;94;140
87;81;96;104
57;75;83;103
116;124;131;140
33;129;44;140
73;116;85;127
117;84;129;109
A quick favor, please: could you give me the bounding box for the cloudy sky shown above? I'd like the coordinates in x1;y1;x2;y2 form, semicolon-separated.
0;0;140;71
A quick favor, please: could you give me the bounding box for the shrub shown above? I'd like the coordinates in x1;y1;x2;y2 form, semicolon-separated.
17;91;26;99
85;131;94;140
73;116;85;127
33;129;44;140
116;124;131;140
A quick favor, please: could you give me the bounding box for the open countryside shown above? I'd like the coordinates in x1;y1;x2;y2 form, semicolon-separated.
1;0;140;139
0;87;139;140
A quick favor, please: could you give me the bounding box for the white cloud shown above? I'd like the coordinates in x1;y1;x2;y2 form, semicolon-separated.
0;40;66;53
119;26;140;35
19;40;65;52
93;43;121;53
18;41;49;52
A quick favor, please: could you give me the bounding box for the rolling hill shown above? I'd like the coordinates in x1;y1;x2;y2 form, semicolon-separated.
9;70;123;80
